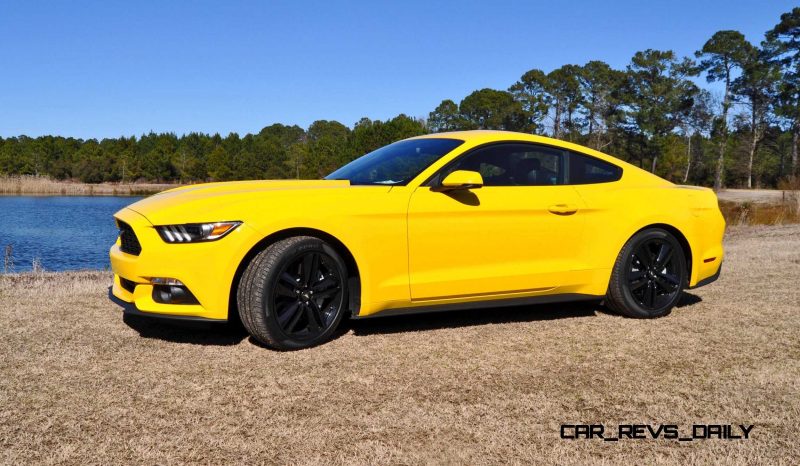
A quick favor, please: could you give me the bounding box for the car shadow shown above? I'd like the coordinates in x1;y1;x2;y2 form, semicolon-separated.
346;299;603;336
122;314;249;346
111;285;702;346
346;291;703;337
676;292;702;308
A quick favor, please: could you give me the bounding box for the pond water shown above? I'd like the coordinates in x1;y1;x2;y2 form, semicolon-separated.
0;196;142;272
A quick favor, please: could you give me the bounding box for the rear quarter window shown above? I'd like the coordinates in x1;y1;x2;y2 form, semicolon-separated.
568;152;622;184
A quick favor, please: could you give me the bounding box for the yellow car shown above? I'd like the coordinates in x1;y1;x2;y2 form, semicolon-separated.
110;130;724;350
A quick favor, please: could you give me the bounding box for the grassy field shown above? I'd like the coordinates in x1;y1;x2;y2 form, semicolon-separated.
0;175;176;196
1;228;799;464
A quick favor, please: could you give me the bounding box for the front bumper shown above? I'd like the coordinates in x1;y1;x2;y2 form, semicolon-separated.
108;287;227;322
109;207;257;321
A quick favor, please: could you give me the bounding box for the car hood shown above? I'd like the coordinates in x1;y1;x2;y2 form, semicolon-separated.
122;179;360;225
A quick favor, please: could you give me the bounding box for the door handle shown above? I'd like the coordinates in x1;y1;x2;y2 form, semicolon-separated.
548;204;578;215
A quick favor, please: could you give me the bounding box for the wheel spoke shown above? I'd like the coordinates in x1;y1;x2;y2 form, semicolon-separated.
310;300;328;326
275;281;295;298
659;272;680;286
302;253;319;286
280;272;298;287
279;301;302;328
655;242;673;268
288;305;307;333
653;275;675;293
635;244;653;269
305;304;323;330
311;276;337;292
315;290;342;315
314;287;340;299
645;282;656;307
310;253;321;284
630;278;648;291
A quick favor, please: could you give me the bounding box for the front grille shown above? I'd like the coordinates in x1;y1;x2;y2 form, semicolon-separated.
118;221;142;256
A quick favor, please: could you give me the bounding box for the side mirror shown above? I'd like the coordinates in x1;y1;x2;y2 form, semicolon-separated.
436;170;484;191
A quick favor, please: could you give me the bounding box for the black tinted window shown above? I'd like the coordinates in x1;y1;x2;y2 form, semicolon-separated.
440;143;564;186
327;138;464;186
568;152;622;184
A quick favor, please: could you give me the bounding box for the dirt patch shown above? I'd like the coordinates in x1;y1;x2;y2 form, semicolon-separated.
1;225;798;464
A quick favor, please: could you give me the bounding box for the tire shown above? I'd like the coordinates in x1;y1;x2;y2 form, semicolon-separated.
605;228;687;318
237;236;348;350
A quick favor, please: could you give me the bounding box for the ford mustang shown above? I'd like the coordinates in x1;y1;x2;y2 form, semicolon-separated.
110;130;724;350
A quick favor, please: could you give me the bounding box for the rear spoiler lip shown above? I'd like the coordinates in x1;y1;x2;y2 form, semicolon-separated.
674;184;714;192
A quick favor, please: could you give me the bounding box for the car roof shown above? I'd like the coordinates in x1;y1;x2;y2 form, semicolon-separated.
411;130;581;150
408;130;669;186
410;130;608;161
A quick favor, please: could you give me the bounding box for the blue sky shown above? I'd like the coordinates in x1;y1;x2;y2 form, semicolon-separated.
1;0;796;139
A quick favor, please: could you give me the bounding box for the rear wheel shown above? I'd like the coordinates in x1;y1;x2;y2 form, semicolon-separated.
606;228;686;318
237;236;347;350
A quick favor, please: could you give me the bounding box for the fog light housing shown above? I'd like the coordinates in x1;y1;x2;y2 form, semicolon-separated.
152;283;199;305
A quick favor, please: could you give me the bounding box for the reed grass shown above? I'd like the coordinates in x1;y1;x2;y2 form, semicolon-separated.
0;175;177;196
719;193;800;226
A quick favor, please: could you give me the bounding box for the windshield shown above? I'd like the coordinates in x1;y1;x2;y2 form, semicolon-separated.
326;138;464;186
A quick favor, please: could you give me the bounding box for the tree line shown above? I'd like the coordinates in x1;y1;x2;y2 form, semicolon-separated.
2;8;800;189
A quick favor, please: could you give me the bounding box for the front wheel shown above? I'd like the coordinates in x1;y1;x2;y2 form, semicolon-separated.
605;228;687;318
237;236;348;350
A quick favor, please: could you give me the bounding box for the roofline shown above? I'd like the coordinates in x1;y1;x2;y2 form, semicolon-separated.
405;130;671;187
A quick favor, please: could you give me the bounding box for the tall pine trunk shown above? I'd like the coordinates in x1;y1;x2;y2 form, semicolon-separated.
792;120;799;179
553;97;562;139
746;108;763;190
714;76;732;191
747;133;757;189
650;138;659;173
683;134;692;183
714;121;728;191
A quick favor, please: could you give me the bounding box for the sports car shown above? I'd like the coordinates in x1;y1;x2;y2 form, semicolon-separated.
110;130;724;350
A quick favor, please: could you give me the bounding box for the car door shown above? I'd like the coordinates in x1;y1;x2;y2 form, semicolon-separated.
407;143;587;301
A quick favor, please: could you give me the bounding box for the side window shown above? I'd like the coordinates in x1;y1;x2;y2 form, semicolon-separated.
439;143;565;186
568;152;622;184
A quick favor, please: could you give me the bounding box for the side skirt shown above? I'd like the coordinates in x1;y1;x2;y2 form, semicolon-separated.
352;293;603;319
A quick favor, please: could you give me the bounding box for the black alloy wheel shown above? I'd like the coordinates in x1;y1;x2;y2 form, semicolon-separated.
606;228;687;318
237;236;349;350
627;238;682;310
272;250;344;340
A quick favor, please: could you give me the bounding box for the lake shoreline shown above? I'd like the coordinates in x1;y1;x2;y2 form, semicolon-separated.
1;195;141;273
0;175;178;196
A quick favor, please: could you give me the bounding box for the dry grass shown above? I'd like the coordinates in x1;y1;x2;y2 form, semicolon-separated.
1;225;799;464
716;188;800;226
0;175;176;196
709;188;800;225
719;198;800;226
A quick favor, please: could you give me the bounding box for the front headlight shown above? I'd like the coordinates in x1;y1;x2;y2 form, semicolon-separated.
155;221;242;243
